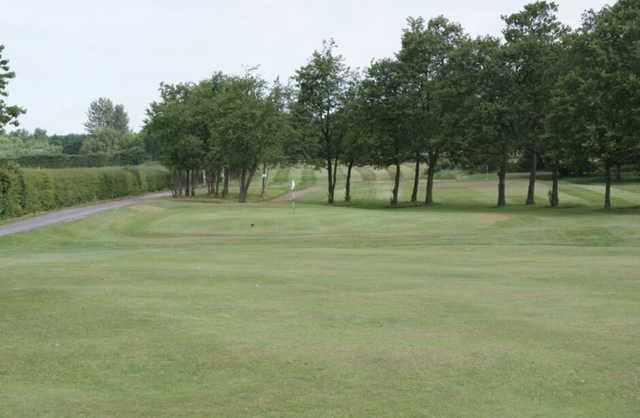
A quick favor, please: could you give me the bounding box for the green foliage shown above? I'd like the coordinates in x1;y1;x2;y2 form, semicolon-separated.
0;164;169;219
80;127;119;153
48;133;87;154
0;128;62;158
137;1;638;208
0;148;146;168
0;45;25;130
397;16;469;158
84;98;130;136
144;72;290;201
0;162;26;217
292;40;353;203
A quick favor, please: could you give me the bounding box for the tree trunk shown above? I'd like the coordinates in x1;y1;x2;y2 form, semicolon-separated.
190;170;196;196
326;159;334;204
425;152;438;206
177;171;183;197
239;169;247;203
185;170;190;198
345;160;353;202
238;167;255;203
171;170;179;197
497;162;507;207
411;158;420;203
391;162;401;207
245;169;255;201
616;163;622;181
550;166;559;207
526;150;537;205
206;171;212;195
222;169;230;198
215;171;221;196
604;164;612;210
332;157;338;196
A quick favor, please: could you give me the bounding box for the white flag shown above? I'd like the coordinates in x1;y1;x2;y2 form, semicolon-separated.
290;180;296;191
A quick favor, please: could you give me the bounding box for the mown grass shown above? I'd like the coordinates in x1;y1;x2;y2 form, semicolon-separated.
0;166;639;417
186;165;319;203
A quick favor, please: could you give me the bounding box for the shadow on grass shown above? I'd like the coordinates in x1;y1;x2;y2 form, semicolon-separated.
298;198;640;217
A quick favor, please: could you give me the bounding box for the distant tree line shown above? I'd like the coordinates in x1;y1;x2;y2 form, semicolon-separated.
142;1;639;209
0;90;150;166
2;1;639;209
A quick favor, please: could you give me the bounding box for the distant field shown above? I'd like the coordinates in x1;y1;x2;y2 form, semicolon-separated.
1;166;639;417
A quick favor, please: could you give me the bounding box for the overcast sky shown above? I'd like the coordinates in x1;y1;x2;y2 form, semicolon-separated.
3;0;610;134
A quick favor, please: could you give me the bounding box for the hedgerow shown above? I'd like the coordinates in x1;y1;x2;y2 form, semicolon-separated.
0;148;146;169
0;164;169;219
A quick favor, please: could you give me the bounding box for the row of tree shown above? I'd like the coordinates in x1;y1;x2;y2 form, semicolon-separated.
142;1;639;209
294;0;640;209
2;2;638;207
144;73;291;201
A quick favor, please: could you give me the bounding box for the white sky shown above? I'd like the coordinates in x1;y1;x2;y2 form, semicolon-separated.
3;0;610;134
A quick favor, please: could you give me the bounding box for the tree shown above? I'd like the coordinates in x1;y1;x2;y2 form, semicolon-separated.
85;98;130;136
144;82;203;197
293;40;351;204
0;128;61;158
466;37;519;207
502;1;567;205
560;0;640;209
80;127;119;154
209;73;288;202
144;72;288;202
542;31;586;207
111;105;130;136
48;134;87;154
397;16;468;205
0;45;25;130
340;77;373;202
361;59;412;207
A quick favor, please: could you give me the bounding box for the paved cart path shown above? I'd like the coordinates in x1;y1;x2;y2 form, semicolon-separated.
0;192;171;237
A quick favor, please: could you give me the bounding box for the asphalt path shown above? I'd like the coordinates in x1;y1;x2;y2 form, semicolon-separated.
0;192;170;237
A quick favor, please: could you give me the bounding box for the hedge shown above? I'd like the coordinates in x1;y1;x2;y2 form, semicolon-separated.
0;164;169;219
0;148;146;168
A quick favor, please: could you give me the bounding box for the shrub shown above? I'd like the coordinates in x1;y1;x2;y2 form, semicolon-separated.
0;149;147;169
0;165;169;220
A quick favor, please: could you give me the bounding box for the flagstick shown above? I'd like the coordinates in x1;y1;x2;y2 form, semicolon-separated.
290;179;296;215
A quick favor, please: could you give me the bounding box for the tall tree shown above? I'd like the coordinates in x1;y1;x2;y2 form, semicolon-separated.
85;98;130;136
144;82;203;197
466;37;519;207
361;59;411;207
502;1;566;205
560;0;640;209
111;104;130;135
340;79;373;202
0;45;25;130
293;40;351;204
542;30;585;207
397;16;467;205
210;73;288;202
145;72;288;202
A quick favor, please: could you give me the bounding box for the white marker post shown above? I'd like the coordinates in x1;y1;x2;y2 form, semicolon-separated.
290;179;296;215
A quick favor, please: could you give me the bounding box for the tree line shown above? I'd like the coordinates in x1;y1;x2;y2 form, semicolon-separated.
143;1;640;209
0;96;153;167
2;1;638;209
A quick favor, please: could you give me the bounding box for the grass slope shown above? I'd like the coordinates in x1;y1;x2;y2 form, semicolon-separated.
1;169;639;417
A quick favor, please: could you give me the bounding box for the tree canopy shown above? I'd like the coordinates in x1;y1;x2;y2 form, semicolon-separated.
0;45;25;131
